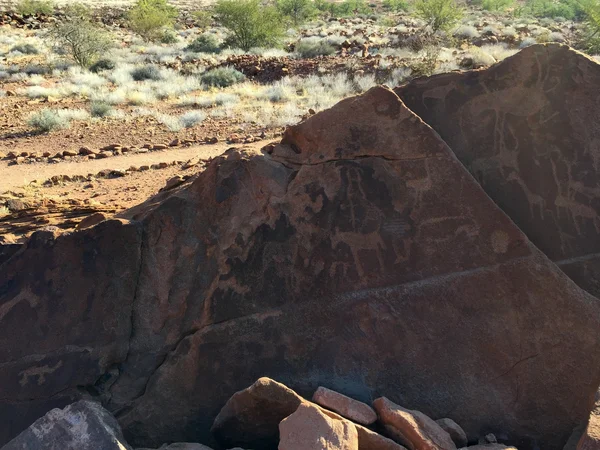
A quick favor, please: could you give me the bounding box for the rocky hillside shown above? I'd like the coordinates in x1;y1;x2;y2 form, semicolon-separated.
1;44;600;450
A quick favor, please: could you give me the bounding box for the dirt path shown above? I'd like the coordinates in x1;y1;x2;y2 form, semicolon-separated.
0;142;252;192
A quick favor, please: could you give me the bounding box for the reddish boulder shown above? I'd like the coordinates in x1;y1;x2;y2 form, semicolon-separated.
396;43;600;299
458;447;517;450
356;425;408;450
211;377;304;449
573;414;600;449
76;212;109;230
373;397;456;450
436;419;468;448
313;386;377;425
279;403;358;450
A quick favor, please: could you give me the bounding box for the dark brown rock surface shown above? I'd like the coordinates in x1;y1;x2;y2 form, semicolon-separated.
1;86;599;450
396;43;600;298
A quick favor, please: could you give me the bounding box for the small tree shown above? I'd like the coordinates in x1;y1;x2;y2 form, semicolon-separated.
576;0;600;53
414;0;463;32
128;0;178;42
214;0;285;51
52;10;112;68
277;0;316;25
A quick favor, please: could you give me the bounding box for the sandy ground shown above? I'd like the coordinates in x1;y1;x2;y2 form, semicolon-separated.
1;141;243;192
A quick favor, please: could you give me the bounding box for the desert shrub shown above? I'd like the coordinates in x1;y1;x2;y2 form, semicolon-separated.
200;67;245;87
62;2;92;19
525;0;576;18
160;30;179;43
454;24;480;38
481;0;514;11
414;0;463;32
191;10;212;28
90;58;115;73
383;0;410;11
180;111;206;128
52;17;112;68
410;45;441;76
576;0;600;52
314;0;335;14
90;102;113;117
27;108;69;132
296;38;335;57
277;0;316;25
131;65;162;81
10;43;39;54
22;64;49;75
331;0;371;16
128;0;177;42
186;33;221;53
214;0;285;51
15;0;54;15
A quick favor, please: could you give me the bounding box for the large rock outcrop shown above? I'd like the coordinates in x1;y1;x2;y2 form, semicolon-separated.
396;43;600;298
1;85;600;450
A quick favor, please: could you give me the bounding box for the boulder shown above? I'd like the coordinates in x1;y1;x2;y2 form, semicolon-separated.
436;419;468;448
136;444;214;450
211;377;304;449
580;418;600;450
313;386;377;425
458;446;517;450
1;400;131;450
373;397;456;450
75;212;109;230
564;394;600;450
279;403;358;450
211;377;402;450
355;425;408;450
396;44;600;299
1;86;599;450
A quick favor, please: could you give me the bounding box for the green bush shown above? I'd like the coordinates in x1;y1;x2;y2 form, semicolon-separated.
214;0;285;51
90;102;113;118
525;0;576;18
128;0;177;42
383;0;409;11
296;38;335;57
314;0;335;14
200;67;245;87
15;0;54;15
52;18;112;68
414;0;463;32
277;0;316;25
330;0;371;16
186;33;221;53
10;43;39;54
160;30;179;43
481;0;514;11
410;45;440;77
62;2;92;20
28;109;68;132
576;0;600;52
90;58;116;73
131;65;162;81
190;10;212;28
